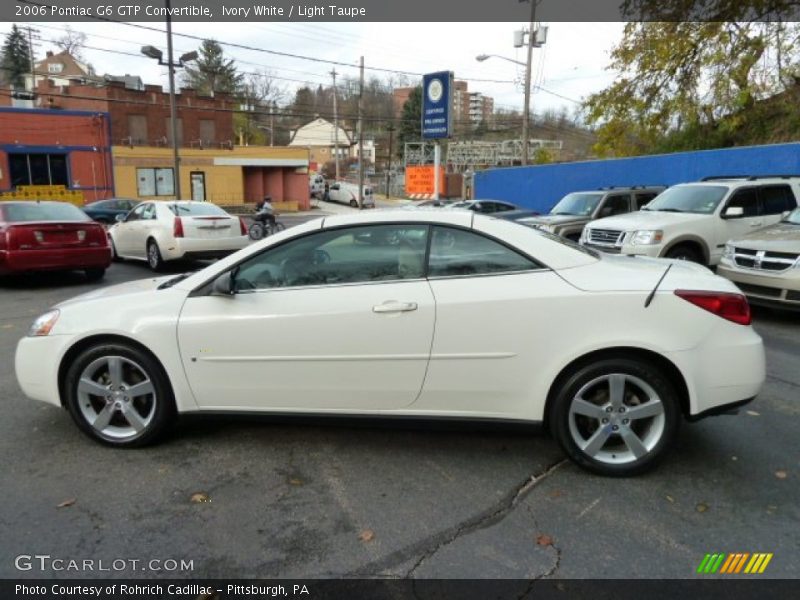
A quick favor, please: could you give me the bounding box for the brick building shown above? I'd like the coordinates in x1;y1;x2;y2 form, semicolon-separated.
34;79;236;148
0;107;114;201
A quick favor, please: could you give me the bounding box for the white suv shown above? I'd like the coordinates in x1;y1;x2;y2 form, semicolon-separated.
580;176;800;265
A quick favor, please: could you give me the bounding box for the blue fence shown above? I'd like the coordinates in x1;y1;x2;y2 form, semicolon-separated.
474;142;800;213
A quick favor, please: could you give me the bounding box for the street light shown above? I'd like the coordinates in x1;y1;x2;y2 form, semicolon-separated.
475;54;526;67
140;1;198;199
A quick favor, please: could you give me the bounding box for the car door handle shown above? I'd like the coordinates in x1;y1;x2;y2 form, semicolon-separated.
373;301;418;313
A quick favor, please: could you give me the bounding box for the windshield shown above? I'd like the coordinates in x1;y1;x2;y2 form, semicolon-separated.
448;201;472;209
782;208;800;225
512;220;600;259
2;202;91;222
550;193;603;216
168;203;228;217
643;185;727;214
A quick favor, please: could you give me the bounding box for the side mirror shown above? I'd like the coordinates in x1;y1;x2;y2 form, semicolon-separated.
724;206;744;218
115;213;126;222
211;272;235;296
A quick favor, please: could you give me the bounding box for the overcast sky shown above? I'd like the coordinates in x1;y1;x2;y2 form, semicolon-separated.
2;21;624;118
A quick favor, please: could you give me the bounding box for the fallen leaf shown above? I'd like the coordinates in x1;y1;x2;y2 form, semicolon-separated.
57;498;76;508
190;492;210;503
696;502;709;513
536;534;554;547
358;529;375;543
665;495;675;503
731;456;738;461
288;478;303;486
746;410;760;416
775;470;787;480
548;489;563;498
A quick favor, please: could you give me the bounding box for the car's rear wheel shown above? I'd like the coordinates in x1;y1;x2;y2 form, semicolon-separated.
64;343;175;447
147;240;164;271
549;358;680;476
84;268;105;281
350;198;358;208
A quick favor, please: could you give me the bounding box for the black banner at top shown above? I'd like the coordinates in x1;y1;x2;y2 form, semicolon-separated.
6;0;800;22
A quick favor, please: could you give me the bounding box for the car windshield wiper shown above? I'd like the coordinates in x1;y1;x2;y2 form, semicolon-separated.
158;271;196;289
652;208;684;213
551;211;576;216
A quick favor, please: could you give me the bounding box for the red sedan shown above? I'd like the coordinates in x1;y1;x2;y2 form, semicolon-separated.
0;201;111;280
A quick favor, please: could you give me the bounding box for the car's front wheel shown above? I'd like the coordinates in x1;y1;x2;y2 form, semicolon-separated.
64;342;175;447
549;357;680;476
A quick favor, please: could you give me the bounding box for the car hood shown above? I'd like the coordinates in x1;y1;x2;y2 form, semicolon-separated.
729;222;800;253
586;210;706;231
558;254;736;293
56;275;176;308
522;214;588;227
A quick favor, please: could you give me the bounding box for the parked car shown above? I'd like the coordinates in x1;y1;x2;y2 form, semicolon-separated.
309;174;325;199
325;181;375;208
0;200;110;280
581;176;800;265
447;199;539;221
16;210;765;476
717;207;800;310
82;198;139;225
414;199;455;208
108;201;248;271
519;186;665;241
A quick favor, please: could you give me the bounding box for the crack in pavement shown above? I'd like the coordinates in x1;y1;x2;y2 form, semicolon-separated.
344;459;567;579
403;459;567;582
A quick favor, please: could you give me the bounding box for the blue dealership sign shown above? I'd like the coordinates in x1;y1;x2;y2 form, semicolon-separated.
422;71;453;139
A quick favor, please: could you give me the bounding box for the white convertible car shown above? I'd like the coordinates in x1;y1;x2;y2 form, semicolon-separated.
16;210;765;475
108;200;249;270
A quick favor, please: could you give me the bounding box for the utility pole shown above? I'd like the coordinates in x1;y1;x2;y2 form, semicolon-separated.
521;0;537;166
270;101;276;147
385;123;395;199
22;26;39;93
165;0;182;198
357;56;365;210
330;68;340;181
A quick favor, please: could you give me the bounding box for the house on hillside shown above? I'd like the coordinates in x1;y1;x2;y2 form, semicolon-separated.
289;117;352;170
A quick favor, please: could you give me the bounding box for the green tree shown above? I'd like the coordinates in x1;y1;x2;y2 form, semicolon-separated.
584;13;800;156
182;39;243;96
397;85;422;155
0;25;32;89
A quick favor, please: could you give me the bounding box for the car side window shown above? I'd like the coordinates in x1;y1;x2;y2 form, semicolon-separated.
494;203;514;212
125;204;146;222
725;188;759;217
141;203;156;220
427;226;539;278
759;185;795;215
635;192;657;209
598;194;630;217
233;224;429;291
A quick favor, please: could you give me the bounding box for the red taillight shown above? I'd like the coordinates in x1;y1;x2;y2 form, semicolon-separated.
239;217;247;236
173;217;184;238
674;290;752;325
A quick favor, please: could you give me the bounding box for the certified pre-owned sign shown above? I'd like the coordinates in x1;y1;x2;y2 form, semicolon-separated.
422;71;454;139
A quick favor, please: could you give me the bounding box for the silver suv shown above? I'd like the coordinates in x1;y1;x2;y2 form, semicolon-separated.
519;186;664;241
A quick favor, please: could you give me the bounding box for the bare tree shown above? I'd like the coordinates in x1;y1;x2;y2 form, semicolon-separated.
55;26;87;61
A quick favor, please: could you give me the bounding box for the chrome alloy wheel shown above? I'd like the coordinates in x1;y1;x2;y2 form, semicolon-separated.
567;373;665;465
76;356;157;442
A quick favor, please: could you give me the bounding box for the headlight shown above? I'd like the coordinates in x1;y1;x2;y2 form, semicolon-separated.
630;230;664;245
28;309;60;337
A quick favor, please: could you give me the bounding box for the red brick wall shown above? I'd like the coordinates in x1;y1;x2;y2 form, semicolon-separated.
0;108;113;201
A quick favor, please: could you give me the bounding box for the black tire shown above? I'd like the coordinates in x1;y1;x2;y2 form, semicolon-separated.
249;222;266;241
63;342;176;447
350;199;358;208
147;239;164;271
665;244;702;264
548;357;680;476
85;268;106;282
274;221;286;232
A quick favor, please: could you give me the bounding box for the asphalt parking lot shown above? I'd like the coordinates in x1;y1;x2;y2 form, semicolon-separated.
0;225;798;580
